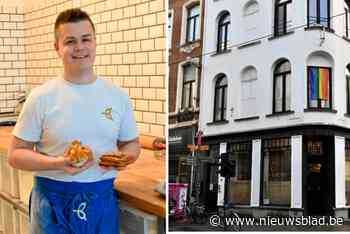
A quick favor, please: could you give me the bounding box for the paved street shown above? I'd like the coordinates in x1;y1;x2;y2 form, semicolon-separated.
169;216;350;232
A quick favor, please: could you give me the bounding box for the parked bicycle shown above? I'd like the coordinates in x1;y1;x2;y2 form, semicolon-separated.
217;205;242;231
185;200;208;224
168;198;177;221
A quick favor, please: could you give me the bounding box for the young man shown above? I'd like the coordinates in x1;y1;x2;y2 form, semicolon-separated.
8;8;140;234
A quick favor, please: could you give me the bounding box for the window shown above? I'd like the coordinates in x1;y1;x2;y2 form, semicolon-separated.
186;4;200;43
307;66;332;109
217;12;230;53
345;1;350;37
262;138;291;206
241;66;257;117
346;139;350;205
347;65;350;113
273;60;291;113
181;64;196;109
274;0;292;36
308;0;330;28
226;142;252;205
214;75;227;121
168;12;173;49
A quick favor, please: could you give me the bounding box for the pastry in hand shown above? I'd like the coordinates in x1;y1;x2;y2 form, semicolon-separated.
99;152;133;167
65;140;93;168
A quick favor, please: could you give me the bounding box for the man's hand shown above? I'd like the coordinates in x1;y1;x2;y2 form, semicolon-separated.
99;138;140;171
117;138;140;163
8;136;95;173
58;153;95;175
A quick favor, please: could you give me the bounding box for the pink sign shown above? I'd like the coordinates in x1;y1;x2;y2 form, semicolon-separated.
169;183;188;218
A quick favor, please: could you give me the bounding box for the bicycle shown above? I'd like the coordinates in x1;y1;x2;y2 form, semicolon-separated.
217;205;242;231
186;200;208;224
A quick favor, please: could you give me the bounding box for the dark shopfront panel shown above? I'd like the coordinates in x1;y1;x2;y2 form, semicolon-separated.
169;126;196;183
303;135;334;216
202;125;349;217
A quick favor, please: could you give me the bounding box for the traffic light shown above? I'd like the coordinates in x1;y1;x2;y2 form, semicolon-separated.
220;152;229;165
218;153;236;177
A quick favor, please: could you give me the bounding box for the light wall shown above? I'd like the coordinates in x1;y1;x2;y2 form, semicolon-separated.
200;0;350;137
0;4;25;113
0;0;166;137
0;0;23;6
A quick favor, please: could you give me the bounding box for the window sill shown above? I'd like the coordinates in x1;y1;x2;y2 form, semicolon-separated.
211;49;232;57
237;40;261;50
207;120;229;126
180;39;201;48
304;108;337;113
334;206;350;210
259;205;292;210
223;203;251;209
266;110;295;118
234;116;259;122
304;26;334;33
178;108;199;113
268;31;295;41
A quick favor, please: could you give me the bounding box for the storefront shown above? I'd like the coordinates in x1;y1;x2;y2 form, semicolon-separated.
201;125;350;218
169;126;196;183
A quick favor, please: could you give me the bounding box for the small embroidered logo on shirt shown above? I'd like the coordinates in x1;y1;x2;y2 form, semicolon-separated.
73;202;87;221
101;107;113;121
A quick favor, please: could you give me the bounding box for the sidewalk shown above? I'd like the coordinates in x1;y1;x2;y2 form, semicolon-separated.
169;217;350;231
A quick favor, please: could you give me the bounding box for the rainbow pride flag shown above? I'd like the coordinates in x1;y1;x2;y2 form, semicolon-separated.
309;67;329;100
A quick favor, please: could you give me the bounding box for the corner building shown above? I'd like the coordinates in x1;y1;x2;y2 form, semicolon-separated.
199;0;350;218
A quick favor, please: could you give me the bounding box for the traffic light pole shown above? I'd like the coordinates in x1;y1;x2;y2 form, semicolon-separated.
188;130;209;204
189;150;195;203
189;128;196;203
217;143;227;215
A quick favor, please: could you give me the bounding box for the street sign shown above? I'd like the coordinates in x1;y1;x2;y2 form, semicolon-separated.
187;144;209;152
199;145;209;151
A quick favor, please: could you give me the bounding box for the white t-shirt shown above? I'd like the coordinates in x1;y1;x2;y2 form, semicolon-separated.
13;76;138;182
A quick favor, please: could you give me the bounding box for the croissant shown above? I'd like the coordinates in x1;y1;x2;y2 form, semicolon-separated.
66;140;93;167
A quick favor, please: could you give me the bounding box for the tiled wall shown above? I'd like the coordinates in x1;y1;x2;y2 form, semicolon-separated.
0;0;165;136
0;5;25;114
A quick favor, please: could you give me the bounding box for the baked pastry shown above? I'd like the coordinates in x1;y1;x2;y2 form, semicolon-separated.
66;140;93;167
99;152;132;167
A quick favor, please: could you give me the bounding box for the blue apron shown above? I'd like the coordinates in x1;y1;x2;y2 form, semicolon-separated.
29;177;119;234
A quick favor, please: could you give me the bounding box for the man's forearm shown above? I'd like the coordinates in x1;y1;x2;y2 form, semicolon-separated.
118;139;141;162
8;149;65;171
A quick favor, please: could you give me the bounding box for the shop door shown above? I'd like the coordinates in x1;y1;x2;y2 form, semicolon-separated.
305;136;333;215
202;162;218;212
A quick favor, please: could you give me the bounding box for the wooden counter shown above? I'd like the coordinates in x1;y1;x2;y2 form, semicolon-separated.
0;126;165;218
0;127;12;155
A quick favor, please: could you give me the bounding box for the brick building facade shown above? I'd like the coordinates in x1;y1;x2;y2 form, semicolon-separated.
0;0;166;137
168;0;204;185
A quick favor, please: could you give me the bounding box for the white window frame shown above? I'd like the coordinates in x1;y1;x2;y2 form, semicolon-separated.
176;58;199;112
180;0;201;45
216;11;231;53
